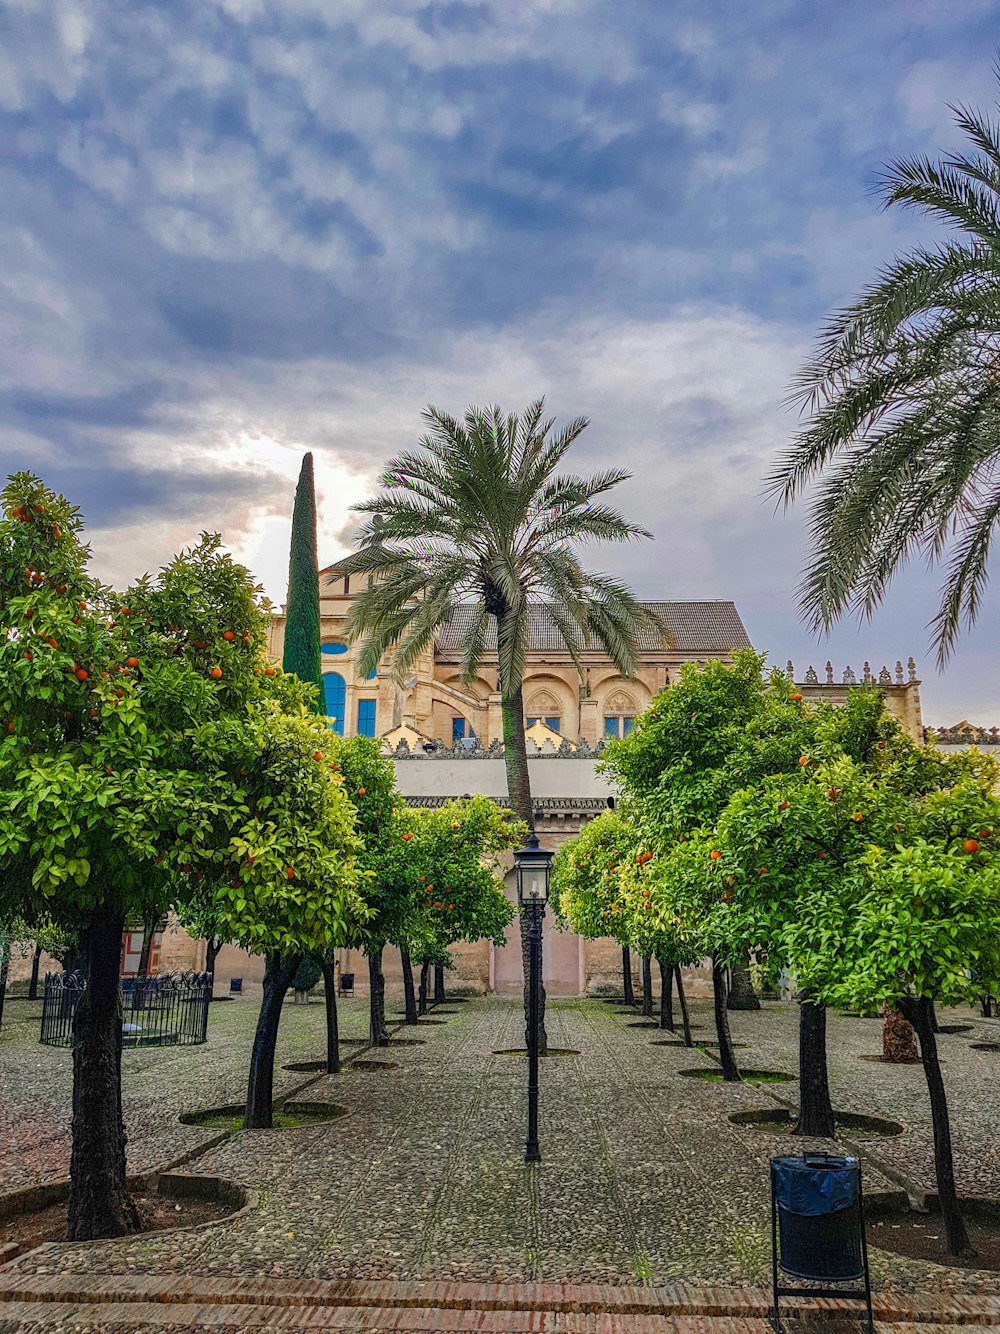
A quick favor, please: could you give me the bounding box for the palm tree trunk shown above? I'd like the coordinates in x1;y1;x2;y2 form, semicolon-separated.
319;958;340;1073
882;1004;918;1063
727;960;760;1010
640;955;653;1017
900;995;974;1258
400;950;418;1023
674;966;692;1047
712;960;741;1081
622;946;634;1005
499;672;548;1057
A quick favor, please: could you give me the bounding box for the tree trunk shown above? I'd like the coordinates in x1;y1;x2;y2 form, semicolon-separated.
727;961;761;1010
640;955;653;1017
135;912;158;981
204;937;221;997
712;960;741;1081
622;946;634;1005
400;950;418;1024
658;957;674;1030
28;943;42;1001
882;1004;918;1063
319;959;340;1074
418;961;430;1016
245;952;299;1129
67;918;140;1240
793;997;835;1137
928;999;939;1033
0;937;9;1031
981;993;993;1019
675;966;692;1047
901;995;975;1259
367;945;388;1047
433;963;446;1004
497;662;548;1058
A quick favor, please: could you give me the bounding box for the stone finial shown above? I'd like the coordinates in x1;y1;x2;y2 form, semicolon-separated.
825;660;834;684
878;665;892;685
908;657;917;682
843;665;856;684
805;665;818;684
785;659;794;680
895;660;904;684
862;661;872;684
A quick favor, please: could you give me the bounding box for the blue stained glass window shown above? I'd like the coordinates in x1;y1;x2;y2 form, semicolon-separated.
452;717;476;742
357;699;376;737
604;716;619;738
321;642;348;655
623;716;635;736
324;673;345;735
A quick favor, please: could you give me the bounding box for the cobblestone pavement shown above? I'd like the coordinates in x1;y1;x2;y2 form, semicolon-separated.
2;994;999;1306
0;990;375;1194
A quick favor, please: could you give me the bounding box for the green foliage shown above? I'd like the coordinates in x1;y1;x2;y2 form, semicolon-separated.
770;69;1000;664
282;454;322;710
0;472;364;963
292;956;322;991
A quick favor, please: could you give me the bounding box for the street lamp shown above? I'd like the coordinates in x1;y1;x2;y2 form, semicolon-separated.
514;831;552;1163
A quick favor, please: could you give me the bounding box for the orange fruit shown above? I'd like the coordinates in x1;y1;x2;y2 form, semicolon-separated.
223;630;234;641
75;667;88;681
851;812;863;821
798;755;809;765
126;657;138;668
209;666;222;679
286;866;295;879
709;849;721;860
357;787;366;795
312;750;323;761
789;692;803;702
401;832;413;841
964;839;980;853
779;800;789;811
264;667;274;676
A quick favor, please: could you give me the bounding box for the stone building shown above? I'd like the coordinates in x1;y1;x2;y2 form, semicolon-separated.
5;555;928;996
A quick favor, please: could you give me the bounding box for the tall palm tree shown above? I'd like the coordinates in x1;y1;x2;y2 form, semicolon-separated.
770;74;1000;665
338;400;660;1049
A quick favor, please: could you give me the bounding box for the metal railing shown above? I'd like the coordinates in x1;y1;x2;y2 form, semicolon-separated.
40;971;213;1049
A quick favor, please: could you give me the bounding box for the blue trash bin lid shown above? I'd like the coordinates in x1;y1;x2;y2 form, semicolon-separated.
771;1154;860;1216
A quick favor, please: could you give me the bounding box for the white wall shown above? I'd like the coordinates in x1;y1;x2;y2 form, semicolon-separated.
391;756;615;800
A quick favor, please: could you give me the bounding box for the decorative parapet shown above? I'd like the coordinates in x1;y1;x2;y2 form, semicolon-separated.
387;736;610;759
925;725;1000;746
784;657;919;687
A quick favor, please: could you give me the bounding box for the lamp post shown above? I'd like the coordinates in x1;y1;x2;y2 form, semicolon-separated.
514;831;552;1163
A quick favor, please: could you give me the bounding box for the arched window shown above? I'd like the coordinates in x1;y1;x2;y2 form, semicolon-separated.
321;642;348;656
323;672;346;735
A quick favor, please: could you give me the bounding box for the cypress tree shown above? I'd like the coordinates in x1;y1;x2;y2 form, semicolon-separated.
283;453;322;711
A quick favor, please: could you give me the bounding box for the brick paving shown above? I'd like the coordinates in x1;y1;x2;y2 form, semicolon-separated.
2;994;1000;1330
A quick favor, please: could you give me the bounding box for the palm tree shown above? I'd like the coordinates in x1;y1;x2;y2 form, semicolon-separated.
339;400;660;1049
770;73;1000;665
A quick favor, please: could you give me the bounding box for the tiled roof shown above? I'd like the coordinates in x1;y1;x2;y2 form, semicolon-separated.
437;602;752;656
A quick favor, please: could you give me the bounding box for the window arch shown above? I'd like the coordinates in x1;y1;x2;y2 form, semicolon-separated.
323;672;346;735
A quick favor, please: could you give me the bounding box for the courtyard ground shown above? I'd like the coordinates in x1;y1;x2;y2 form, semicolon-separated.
1;992;999;1330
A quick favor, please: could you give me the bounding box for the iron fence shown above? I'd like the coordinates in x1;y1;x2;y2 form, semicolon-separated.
40;971;213;1049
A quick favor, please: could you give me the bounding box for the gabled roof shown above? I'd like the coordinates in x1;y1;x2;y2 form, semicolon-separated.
437;602;751;656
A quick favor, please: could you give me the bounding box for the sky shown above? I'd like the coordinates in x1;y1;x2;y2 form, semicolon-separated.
3;0;1000;724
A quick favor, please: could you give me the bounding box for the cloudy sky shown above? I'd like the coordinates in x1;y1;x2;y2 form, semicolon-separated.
3;0;1000;724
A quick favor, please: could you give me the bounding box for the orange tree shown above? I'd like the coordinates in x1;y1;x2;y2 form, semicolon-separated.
405;797;522;1006
0;473;361;1237
601;653;817;1061
783;776;1000;1258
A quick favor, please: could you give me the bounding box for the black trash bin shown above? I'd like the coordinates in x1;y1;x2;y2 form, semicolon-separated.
772;1153;863;1279
769;1154;872;1333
